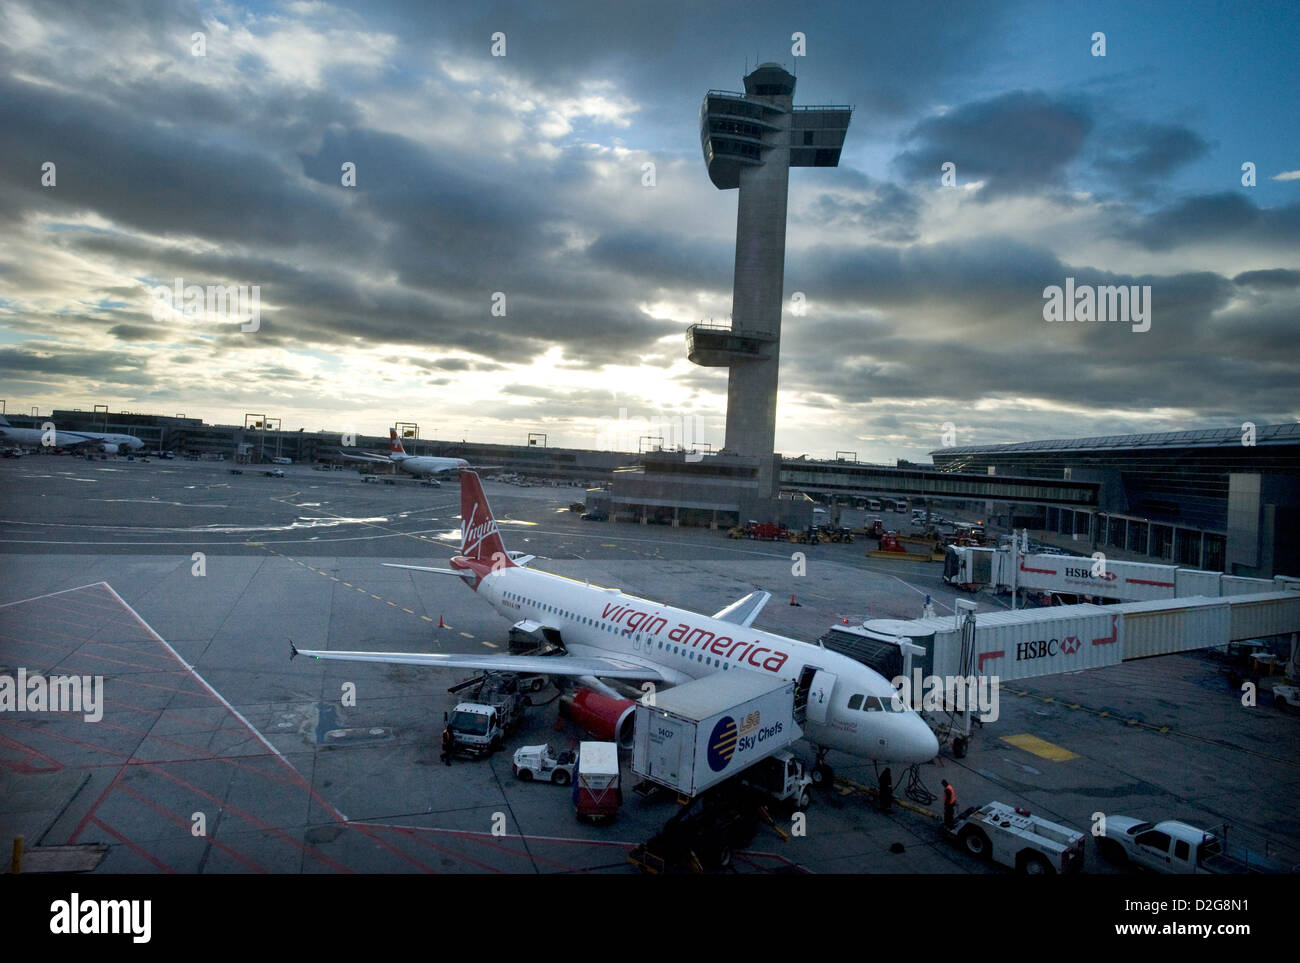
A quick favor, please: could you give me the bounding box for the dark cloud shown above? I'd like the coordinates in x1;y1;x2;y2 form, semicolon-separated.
1123;193;1300;251
1233;268;1300;289
895;91;1092;198
1091;120;1209;193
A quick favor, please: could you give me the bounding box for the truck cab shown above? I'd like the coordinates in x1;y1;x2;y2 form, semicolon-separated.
446;704;503;757
739;749;812;812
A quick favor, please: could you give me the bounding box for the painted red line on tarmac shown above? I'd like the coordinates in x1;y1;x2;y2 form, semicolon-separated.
0;631;198;675
138;762;354;874
89;817;177;873
115;783;267;874
365;821;638;851
87;717;304;791
70;767;130;844
344;825;439;874
387;824;505;874
0;581;121;608
419;828;583;873
6;718;136;763
0;730;64;772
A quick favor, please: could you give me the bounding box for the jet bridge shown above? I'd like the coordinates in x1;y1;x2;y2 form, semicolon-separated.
839;589;1300;685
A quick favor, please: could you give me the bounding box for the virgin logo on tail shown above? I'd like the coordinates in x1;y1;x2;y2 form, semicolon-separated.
461;504;500;558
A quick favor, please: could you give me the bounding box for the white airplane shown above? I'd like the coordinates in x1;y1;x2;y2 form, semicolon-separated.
292;471;939;778
341;429;469;479
0;416;145;454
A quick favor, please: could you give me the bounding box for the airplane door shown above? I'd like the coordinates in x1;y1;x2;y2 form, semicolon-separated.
806;670;837;726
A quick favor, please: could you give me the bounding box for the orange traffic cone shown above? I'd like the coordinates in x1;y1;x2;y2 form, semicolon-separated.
790;594;801;607
438;614;447;628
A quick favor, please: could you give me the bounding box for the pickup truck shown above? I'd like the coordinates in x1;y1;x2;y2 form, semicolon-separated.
1099;816;1288;874
948;802;1085;874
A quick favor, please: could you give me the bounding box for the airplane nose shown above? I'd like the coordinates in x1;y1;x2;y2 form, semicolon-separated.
901;714;940;763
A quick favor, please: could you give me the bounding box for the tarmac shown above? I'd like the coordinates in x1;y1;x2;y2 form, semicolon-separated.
1;455;1297;874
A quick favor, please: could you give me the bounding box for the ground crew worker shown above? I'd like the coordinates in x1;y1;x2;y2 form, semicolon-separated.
440;725;454;766
942;779;957;828
878;767;893;814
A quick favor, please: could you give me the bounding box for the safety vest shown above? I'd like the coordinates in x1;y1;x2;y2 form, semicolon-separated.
943;785;956;806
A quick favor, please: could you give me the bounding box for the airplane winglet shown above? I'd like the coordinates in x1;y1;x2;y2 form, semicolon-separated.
289;640;299;661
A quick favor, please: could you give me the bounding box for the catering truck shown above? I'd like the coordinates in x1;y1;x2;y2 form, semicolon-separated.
631;672;802;798
573;741;622;822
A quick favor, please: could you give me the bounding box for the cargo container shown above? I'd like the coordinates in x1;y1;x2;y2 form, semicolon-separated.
632;672;801;797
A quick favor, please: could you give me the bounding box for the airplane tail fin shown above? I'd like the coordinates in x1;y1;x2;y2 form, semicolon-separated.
459;471;513;566
389;429;407;456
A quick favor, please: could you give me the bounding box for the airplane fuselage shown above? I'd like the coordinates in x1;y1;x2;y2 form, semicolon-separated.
0;425;144;452
392;453;468;477
459;559;939;765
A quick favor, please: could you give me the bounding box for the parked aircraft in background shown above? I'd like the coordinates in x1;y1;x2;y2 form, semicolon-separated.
0;416;145;454
341;429;469;478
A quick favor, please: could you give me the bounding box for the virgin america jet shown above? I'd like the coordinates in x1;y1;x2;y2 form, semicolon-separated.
341;429;469;479
292;471;939;775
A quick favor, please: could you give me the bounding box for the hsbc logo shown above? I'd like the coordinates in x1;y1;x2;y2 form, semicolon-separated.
1063;566;1117;582
1015;637;1082;661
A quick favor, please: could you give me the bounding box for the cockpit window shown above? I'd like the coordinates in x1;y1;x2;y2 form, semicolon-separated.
863;697;883;711
848;694;863;711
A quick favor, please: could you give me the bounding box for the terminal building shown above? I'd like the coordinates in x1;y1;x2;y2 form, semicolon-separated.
929;425;1300;579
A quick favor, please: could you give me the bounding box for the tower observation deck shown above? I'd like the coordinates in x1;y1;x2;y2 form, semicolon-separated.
697;64;852;496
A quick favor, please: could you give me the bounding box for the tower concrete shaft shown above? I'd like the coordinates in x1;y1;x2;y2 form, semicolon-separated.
696;64;851;496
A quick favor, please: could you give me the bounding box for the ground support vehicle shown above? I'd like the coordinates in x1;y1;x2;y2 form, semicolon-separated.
946;801;1085;874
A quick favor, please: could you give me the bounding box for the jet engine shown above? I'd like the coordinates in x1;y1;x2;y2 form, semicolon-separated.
557;687;636;749
98;442;120;455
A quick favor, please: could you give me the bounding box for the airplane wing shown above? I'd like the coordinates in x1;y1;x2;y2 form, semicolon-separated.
382;563;473;578
289;642;670;681
712;590;771;628
339;451;391;464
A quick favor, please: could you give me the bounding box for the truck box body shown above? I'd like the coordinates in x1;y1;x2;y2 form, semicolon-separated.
632;672;802;797
574;741;621;819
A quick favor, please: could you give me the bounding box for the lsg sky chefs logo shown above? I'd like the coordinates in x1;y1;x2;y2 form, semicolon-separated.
0;668;103;722
151;277;261;332
50;894;151;943
1042;277;1151;333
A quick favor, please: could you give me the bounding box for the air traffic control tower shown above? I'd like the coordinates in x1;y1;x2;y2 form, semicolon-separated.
690;64;852;500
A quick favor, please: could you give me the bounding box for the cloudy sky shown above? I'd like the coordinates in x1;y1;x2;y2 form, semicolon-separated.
1;0;1297;461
